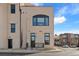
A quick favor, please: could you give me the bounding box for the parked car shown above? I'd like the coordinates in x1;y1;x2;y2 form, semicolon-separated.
63;45;69;48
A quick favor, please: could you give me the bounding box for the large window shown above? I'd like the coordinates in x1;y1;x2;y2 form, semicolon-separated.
33;15;49;26
11;4;15;13
44;33;50;45
11;23;16;33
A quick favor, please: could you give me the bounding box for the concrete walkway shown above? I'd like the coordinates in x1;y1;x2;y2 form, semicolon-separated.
0;49;39;54
0;47;62;54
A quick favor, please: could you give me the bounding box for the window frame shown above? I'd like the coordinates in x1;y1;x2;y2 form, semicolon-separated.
31;33;36;41
32;15;49;26
30;33;36;48
11;23;16;33
44;33;50;45
11;4;15;14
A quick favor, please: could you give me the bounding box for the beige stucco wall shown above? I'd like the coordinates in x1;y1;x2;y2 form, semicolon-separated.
0;3;20;49
0;4;8;49
0;3;54;49
21;7;54;48
8;3;20;49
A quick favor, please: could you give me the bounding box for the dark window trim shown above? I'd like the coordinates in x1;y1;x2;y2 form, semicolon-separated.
31;33;36;37
44;33;50;45
11;4;15;14
32;15;49;26
30;33;36;48
11;23;16;33
30;33;36;41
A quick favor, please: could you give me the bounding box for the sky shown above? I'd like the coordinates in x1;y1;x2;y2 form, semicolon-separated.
33;3;79;35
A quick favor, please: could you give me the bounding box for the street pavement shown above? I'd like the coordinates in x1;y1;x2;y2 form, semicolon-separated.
0;49;39;56
27;48;79;56
0;47;79;56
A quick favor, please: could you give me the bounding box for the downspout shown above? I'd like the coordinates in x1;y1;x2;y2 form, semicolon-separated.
19;3;22;48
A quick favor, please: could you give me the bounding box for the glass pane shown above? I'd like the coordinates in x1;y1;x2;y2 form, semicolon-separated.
37;18;44;22
11;24;15;28
33;17;37;26
31;37;35;41
45;37;49;40
11;4;15;9
33;17;37;22
11;28;15;32
45;17;49;25
37;22;44;26
11;4;15;13
11;24;15;33
45;33;49;36
31;33;35;36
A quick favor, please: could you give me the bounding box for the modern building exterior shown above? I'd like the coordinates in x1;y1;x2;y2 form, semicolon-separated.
60;33;79;47
0;3;54;49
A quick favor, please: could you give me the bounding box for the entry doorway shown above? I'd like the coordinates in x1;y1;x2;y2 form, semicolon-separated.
8;39;12;49
31;33;36;48
31;36;35;48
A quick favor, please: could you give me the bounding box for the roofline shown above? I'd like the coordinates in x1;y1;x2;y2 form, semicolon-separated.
20;6;53;8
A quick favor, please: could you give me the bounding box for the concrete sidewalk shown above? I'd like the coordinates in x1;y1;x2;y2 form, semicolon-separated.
0;47;62;54
0;49;39;54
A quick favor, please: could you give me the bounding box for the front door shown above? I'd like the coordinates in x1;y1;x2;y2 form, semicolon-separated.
31;33;35;48
8;39;12;49
31;36;35;48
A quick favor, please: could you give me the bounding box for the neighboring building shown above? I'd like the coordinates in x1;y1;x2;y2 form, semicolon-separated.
71;34;79;47
54;34;62;46
60;33;79;47
0;3;54;49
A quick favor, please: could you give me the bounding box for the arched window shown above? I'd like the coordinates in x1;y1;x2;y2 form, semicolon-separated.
32;14;49;26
